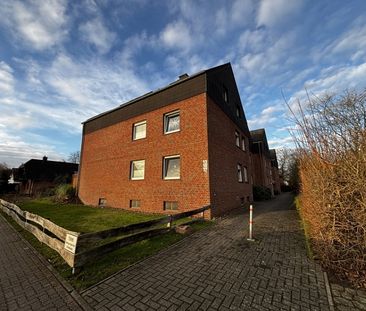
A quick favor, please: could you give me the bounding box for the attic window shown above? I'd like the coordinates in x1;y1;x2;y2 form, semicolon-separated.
223;86;229;103
236;105;241;117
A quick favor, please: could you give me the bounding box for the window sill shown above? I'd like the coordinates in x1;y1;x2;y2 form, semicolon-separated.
163;177;181;180
132;137;147;141
164;129;180;135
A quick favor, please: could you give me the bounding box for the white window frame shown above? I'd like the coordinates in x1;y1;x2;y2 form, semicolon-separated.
241;136;246;151
237;164;243;182
235;131;240;147
163;155;180;180
132;120;147;140
243;166;248;183
164;110;180;134
130;160;145;180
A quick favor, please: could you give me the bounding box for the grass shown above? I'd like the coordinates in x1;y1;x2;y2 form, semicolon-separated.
295;196;314;259
1;197;214;291
17;198;160;233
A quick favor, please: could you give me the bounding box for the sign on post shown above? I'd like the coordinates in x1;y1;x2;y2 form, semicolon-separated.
64;233;79;254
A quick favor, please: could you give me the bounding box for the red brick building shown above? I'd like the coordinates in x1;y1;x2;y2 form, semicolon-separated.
78;63;252;218
250;129;274;196
269;149;281;195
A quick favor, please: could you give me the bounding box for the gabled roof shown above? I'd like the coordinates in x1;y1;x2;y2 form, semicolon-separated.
250;128;270;157
269;149;279;168
17;158;78;181
83;62;250;136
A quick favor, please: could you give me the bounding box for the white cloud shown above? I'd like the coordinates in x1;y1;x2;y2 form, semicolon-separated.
0;130;65;167
268;136;294;149
0;0;68;50
79;17;117;54
287;62;366;115
160;20;193;50
257;0;303;28
231;0;254;26
0;61;14;94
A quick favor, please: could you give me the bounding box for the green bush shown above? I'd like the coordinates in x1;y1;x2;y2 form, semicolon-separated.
54;184;75;202
253;185;271;201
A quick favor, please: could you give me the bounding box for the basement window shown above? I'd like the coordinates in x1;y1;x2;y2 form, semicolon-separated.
164;201;178;211
130;160;145;180
237;164;243;182
130;200;141;208
163;155;180;179
133;121;146;140
164;110;180;134
98;198;107;207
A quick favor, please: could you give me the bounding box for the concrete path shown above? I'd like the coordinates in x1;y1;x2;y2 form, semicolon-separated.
0;215;88;311
82;193;333;310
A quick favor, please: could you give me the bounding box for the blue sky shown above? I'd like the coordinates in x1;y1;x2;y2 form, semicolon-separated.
1;0;366;167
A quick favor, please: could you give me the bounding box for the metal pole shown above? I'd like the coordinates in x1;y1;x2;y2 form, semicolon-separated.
247;205;255;241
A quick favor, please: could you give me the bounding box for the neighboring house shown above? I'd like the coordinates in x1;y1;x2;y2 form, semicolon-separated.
78;63;252;218
250;129;274;196
16;157;79;195
269;149;281;195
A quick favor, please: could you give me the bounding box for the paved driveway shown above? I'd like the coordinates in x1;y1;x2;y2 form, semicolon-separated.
0;215;88;311
82;193;332;310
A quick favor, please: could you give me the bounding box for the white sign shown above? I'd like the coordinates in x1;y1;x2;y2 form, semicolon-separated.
64;233;78;254
202;160;208;172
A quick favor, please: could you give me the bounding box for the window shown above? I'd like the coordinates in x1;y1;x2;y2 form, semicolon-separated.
130;200;141;208
133;121;146;140
243;166;248;183
163;155;180;179
130;160;145;180
236;105;241;118
164;110;180;134
235;131;240;147
223;86;228;103
98;198;106;207
241;137;246;151
237;164;243;182
164;201;178;211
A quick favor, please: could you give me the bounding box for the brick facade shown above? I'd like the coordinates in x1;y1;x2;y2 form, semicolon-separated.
207;97;252;217
78;63;255;218
78;94;211;216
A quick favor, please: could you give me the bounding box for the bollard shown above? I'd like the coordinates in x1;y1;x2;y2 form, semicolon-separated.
247;204;255;241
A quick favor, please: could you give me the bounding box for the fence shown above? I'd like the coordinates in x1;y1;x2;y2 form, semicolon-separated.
0;199;210;271
0;199;79;267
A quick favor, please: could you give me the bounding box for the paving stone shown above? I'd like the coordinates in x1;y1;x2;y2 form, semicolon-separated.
0;215;84;311
81;193;343;310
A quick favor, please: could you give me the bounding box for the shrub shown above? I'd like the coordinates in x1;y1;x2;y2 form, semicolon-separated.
289;90;366;288
253;185;272;201
54;184;75;202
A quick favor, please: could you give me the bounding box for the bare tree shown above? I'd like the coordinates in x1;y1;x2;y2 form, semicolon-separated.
68;151;80;164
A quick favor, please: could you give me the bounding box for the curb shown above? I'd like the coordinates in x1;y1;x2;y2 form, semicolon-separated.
0;214;92;311
324;271;335;311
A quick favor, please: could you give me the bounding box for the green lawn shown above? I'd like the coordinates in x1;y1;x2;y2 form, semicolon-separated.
17;198;160;233
1;197;214;291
